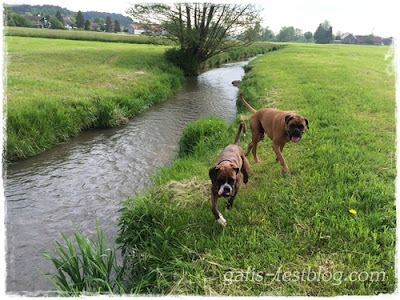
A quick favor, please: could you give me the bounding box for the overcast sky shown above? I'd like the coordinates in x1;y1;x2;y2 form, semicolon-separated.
2;0;399;37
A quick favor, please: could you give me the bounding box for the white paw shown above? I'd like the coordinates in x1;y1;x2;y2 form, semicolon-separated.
217;215;227;227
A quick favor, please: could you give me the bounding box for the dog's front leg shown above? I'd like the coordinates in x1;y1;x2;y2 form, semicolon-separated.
211;191;227;227
227;195;235;210
272;142;290;175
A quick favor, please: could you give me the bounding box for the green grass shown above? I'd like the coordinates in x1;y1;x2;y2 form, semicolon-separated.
5;36;185;161
116;43;396;295
4;26;173;45
41;224;125;296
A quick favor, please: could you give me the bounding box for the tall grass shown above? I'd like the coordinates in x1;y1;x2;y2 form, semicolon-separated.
117;43;396;295
41;224;126;296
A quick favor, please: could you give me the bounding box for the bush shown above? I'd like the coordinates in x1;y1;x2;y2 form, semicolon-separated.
178;116;228;158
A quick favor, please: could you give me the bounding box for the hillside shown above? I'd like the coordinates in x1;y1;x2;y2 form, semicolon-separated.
7;4;133;27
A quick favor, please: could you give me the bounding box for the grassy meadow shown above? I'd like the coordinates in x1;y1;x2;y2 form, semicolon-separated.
115;43;396;295
4;26;173;45
5;36;185;161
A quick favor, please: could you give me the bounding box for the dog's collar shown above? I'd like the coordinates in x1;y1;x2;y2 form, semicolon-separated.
217;159;233;165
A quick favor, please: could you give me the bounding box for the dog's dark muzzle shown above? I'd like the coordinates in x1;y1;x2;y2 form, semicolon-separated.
222;186;231;197
290;129;302;143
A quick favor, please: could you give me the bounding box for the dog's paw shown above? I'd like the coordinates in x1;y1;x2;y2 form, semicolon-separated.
217;215;227;227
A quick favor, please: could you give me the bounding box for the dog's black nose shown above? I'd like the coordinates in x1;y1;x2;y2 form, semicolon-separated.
224;186;231;193
293;128;302;137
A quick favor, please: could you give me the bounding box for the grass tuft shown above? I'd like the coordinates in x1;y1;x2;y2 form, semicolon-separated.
41;223;126;296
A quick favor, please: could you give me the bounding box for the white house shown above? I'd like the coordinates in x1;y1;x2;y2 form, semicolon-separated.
127;24;146;35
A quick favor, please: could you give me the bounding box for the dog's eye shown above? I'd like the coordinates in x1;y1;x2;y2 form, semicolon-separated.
227;178;235;185
299;125;304;130
217;179;225;185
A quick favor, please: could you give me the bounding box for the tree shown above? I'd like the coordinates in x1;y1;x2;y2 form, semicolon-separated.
85;19;91;31
366;34;375;45
114;20;121;33
304;31;313;41
105;16;112;32
126;3;262;76
314;20;332;44
56;10;63;24
76;11;85;28
94;17;104;25
49;16;64;29
259;27;275;41
5;8;33;27
276;26;295;42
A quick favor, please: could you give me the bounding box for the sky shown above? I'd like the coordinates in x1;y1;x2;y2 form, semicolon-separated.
2;0;399;38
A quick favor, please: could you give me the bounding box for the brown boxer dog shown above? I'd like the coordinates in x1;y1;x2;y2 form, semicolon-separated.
209;122;251;227
240;94;308;175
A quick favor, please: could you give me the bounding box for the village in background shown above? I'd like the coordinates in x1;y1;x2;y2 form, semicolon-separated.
4;4;393;45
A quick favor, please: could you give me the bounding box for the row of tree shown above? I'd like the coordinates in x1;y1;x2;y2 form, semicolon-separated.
75;11;121;32
252;20;332;44
4;7;122;32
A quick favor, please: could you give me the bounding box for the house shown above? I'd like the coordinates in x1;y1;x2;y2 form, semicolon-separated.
382;37;393;45
127;24;146;35
340;33;357;44
355;35;382;45
62;16;73;30
91;22;102;32
127;24;167;35
25;15;49;28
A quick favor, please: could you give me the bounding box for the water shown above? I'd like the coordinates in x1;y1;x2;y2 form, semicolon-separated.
4;59;250;295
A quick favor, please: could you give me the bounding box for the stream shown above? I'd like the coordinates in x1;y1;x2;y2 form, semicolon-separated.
4;59;252;295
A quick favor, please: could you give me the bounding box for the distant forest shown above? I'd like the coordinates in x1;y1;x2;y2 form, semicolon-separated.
9;4;133;27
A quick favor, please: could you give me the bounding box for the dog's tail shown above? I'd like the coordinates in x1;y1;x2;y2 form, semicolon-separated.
240;94;257;114
233;122;246;145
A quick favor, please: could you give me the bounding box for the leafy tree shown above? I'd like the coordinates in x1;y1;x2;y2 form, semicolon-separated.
244;21;263;41
94;17;104;25
105;16;112;32
276;26;295;42
294;28;303;41
114;20;121;32
85;19;91;31
366;34;375;45
259;26;275;41
56;10;63;23
304;31;313;41
314;20;332;44
126;3;262;76
49;16;64;29
5;8;33;27
76;10;85;28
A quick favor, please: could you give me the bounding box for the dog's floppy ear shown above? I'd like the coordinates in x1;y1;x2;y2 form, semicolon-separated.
304;118;309;129
229;163;240;174
285;115;294;125
209;167;219;184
